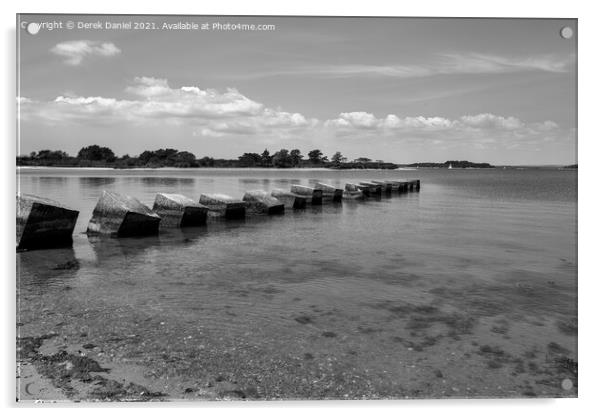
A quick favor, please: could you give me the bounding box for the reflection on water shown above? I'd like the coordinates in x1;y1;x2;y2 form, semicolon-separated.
78;177;117;188
18;247;79;292
88;235;162;265
239;178;271;186
137;177;195;186
38;176;69;185
16;168;577;399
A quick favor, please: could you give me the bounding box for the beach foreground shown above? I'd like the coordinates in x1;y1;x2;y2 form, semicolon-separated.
17;168;577;401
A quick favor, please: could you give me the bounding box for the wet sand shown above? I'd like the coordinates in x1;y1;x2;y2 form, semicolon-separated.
17;269;577;401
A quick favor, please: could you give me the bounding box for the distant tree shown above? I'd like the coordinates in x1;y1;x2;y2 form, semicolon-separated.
355;157;372;163
137;148;186;166
238;152;262;167
331;151;344;166
36;149;70;160
77;145;115;162
308;149;324;164
138;150;154;165
272;149;292;168
260;149;272;167
172;151;197;167
198;156;215;167
290;149;303;167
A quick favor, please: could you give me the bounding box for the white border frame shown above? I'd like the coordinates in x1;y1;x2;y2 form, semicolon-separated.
3;1;598;415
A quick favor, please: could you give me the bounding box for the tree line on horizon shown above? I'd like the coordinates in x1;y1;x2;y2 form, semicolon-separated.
16;145;399;170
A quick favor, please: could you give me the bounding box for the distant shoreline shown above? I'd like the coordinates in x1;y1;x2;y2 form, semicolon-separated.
15;166;417;172
16;165;575;171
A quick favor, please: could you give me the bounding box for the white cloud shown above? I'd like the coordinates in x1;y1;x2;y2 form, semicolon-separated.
18;77;316;138
324;111;565;151
459;113;524;130
325;112;549;133
325;112;379;129
18;76;568;152
51;40;121;65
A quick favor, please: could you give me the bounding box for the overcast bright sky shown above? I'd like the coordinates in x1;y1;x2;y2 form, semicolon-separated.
17;15;576;164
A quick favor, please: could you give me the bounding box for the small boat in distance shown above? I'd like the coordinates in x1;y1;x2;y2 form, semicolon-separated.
448;163;453;169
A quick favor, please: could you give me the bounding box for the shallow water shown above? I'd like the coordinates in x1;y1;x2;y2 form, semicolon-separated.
17;168;577;400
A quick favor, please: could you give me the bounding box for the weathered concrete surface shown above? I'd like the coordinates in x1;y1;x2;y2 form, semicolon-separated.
314;183;343;203
342;184;365;200
152;193;208;227
347;183;371;197
384;181;402;192
199;193;246;219
290;185;323;205
386;179;407;194
406;179;420;191
412;179;421;191
392;180;409;193
359;182;383;195
271;189;307;210
243;190;285;215
372;181;393;194
17;194;79;250
87;191;161;237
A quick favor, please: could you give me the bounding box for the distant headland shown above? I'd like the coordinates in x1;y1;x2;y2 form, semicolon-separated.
16;145;397;169
16;145;502;170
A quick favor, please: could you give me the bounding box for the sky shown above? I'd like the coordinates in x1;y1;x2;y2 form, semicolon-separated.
17;15;577;164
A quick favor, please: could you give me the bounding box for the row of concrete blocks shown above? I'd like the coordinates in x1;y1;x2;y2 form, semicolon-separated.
16;179;420;250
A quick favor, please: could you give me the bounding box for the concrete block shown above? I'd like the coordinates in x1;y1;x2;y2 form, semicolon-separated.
87;191;160;237
17;194;79;250
271;189;307;209
153;193;208;227
243;190;285;215
199;193;246;219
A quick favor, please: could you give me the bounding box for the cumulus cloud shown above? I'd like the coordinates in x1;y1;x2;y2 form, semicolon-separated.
18;76;568;152
50;40;121;65
324;111;565;151
325;112;550;133
459;113;524;130
18;77;316;137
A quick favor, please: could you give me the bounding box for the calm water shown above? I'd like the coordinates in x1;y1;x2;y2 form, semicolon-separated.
17;168;577;400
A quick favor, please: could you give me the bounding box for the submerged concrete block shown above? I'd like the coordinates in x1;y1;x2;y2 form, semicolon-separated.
392;180;409;193
290;185;323;205
199;193;246;219
87;191;160;237
243;190;285;215
345;183;359;192
347;183;371;197
152;193;208;227
17;194;79;250
372;180;393;194
399;181;409;193
271;189;307;209
314;183;343;203
384;181;402;192
359;182;383;195
342;184;365;200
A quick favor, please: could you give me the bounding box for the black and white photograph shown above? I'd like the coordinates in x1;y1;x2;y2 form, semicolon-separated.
15;12;577;403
